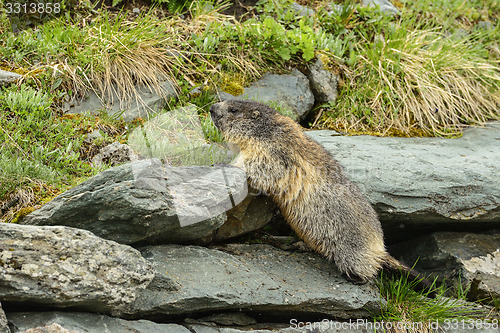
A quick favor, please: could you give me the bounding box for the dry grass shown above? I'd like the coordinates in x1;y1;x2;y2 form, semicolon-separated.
0;183;61;223
3;0;498;140
323;28;500;137
22;3;260;111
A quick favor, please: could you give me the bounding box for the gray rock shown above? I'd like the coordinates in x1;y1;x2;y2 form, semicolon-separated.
22;159;246;245
188;325;287;333
476;21;493;30
216;91;239;102
187;322;500;333
67;81;177;122
215;192;275;241
362;0;400;15
7;312;190;333
193;312;257;326
306;57;339;104
221;70;315;121
132;8;140;15
186;323;329;333
0;223;154;315
448;28;469;41
126;244;381;319
289;2;315;17
0;302;8;333
83;129;103;144
243;69;314;120
91;142;138;166
0;69;22;86
391;232;500;303
305;123;500;241
19;323;75;333
190;87;203;97
325;2;345;15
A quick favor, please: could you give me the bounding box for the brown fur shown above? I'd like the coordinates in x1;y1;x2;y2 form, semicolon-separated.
210;100;433;290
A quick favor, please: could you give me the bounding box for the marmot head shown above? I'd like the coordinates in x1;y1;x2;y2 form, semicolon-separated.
210;100;276;144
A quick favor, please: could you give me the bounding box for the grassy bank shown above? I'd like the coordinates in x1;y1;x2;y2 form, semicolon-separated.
1;0;497;136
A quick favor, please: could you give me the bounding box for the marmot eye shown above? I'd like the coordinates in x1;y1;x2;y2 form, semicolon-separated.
229;107;237;113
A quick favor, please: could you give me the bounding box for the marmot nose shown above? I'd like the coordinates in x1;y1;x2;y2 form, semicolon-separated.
210;102;224;114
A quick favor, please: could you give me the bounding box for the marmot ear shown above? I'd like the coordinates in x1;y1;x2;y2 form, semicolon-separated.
252;111;260;119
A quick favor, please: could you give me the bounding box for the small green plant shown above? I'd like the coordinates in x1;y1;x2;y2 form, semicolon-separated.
454;274;472;301
266;100;297;120
154;0;194;13
3;85;52;117
0;155;59;200
201;113;224;143
257;0;298;24
375;271;484;330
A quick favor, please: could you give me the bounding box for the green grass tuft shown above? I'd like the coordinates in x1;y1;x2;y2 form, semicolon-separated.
375;271;494;331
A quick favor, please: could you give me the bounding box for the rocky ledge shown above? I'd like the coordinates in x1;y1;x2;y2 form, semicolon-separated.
1;122;499;331
1;224;381;332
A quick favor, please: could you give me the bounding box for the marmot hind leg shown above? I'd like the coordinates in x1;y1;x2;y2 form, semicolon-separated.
331;238;385;285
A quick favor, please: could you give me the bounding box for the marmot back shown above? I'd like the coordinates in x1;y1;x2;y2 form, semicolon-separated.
210;100;433;290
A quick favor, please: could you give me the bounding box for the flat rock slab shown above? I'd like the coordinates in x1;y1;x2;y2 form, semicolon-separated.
5;312;500;333
7;312;189;333
188;323;365;333
188;323;500;333
306;123;500;240
391;231;500;303
22;159;247;245
91;142;138;167
0;224;153;315
126;244;381;320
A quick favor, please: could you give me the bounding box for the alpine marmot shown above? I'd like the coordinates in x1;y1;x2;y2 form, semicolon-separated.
210;100;432;291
